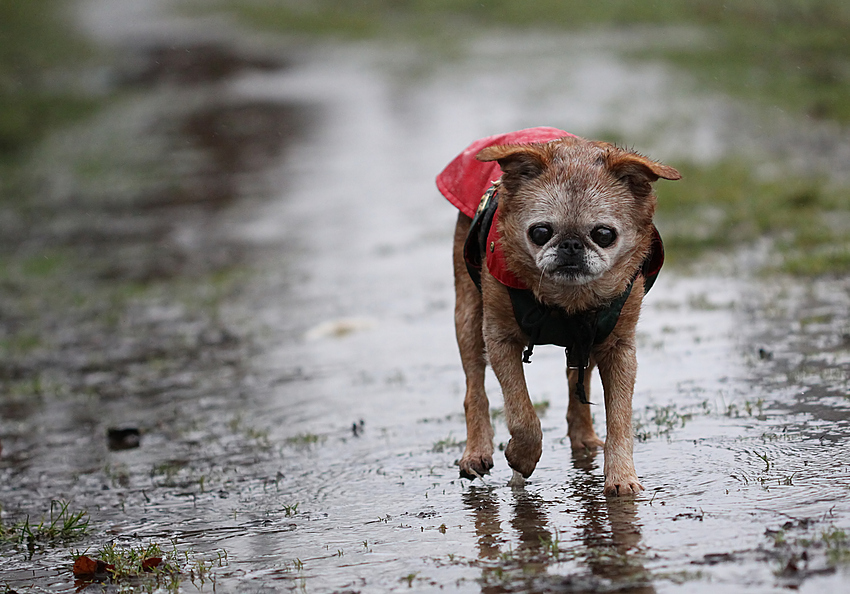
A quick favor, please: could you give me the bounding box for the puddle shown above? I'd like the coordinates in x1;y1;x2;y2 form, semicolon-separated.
174;100;313;210
120;42;286;87
1;3;849;593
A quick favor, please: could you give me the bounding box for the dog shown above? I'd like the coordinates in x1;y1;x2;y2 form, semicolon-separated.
436;128;680;495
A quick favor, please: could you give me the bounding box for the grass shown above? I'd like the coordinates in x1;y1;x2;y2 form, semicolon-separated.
646;5;850;124
72;540;229;591
92;541;177;578
538;528;564;560
229;414;273;448
632;398;767;442
0;501;89;550
0;1;98;161
769;522;850;573
821;527;850;565
285;432;325;446
655;162;850;273
432;434;465;453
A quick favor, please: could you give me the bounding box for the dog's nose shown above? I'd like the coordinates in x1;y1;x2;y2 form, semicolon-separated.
558;238;584;255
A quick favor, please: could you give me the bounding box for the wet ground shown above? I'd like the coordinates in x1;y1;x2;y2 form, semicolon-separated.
1;2;849;593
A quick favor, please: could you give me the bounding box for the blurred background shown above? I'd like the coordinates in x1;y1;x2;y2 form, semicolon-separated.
4;0;850;271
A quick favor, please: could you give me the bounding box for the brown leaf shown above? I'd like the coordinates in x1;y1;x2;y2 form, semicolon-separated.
73;555;97;577
141;557;163;571
72;556;114;579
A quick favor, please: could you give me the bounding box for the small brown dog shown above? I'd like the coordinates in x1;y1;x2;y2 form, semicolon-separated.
437;128;680;495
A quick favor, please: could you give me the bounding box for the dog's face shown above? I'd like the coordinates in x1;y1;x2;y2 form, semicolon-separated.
477;136;680;292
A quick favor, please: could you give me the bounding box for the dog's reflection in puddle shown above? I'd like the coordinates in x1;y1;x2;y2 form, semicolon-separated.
462;450;655;592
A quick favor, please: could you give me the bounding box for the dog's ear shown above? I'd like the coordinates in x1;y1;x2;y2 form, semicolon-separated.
605;150;681;198
476;144;548;192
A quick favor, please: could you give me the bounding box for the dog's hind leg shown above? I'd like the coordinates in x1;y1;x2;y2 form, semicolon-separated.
453;213;494;479
566;365;604;450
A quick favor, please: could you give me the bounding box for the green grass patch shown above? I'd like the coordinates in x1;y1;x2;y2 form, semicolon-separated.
769;523;850;572
633;398;766;442
19;251;68;277
1;500;89;550
0;334;42;357
0;1;99;159
72;540;228;591
432;433;464;453
285;432;325;446
650;7;850;123
655;161;850;274
182;0;711;38
92;541;178;578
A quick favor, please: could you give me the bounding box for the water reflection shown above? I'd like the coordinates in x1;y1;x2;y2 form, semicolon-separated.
463;486;503;561
571;451;653;591
463;450;654;592
511;489;553;557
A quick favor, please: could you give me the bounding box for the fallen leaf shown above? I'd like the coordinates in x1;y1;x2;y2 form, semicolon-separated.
73;556;97;577
142;557;163;571
72;555;115;579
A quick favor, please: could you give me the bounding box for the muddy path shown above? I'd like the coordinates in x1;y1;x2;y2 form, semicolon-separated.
1;2;850;593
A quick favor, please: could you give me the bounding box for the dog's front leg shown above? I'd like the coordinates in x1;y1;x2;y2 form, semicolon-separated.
488;337;542;478
484;329;543;479
596;341;644;496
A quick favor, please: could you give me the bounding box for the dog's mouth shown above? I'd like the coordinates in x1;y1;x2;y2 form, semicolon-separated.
537;249;604;285
554;263;583;276
554;268;593;283
545;263;601;285
553;253;589;277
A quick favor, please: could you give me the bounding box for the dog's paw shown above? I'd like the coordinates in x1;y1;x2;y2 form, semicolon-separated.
458;452;494;480
568;431;604;451
504;434;542;479
507;470;526;489
603;476;644;497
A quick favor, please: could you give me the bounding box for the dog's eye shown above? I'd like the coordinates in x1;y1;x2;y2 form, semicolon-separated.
529;225;553;246
590;226;617;248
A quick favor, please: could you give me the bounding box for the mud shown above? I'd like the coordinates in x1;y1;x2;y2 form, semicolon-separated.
1;2;850;593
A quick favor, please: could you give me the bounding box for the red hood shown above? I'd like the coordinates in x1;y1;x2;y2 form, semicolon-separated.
437;127;573;288
436;127;572;217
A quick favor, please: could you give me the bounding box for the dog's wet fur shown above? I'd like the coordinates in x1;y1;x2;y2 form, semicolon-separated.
452;135;680;495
